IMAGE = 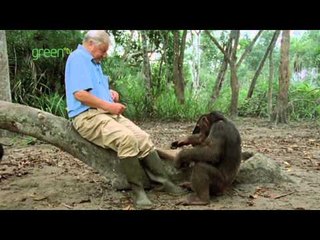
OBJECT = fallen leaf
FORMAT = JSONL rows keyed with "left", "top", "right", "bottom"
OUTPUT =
{"left": 33, "top": 196, "right": 48, "bottom": 201}
{"left": 249, "top": 194, "right": 258, "bottom": 199}
{"left": 123, "top": 205, "right": 132, "bottom": 210}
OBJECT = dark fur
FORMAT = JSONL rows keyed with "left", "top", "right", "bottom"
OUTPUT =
{"left": 0, "top": 144, "right": 3, "bottom": 161}
{"left": 173, "top": 111, "right": 242, "bottom": 205}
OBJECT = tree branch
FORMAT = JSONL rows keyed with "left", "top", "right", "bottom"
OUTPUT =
{"left": 0, "top": 101, "right": 144, "bottom": 190}
{"left": 204, "top": 30, "right": 232, "bottom": 65}
{"left": 236, "top": 30, "right": 263, "bottom": 69}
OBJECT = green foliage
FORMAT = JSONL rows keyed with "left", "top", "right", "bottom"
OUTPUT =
{"left": 291, "top": 31, "right": 320, "bottom": 69}
{"left": 209, "top": 87, "right": 232, "bottom": 114}
{"left": 111, "top": 72, "right": 148, "bottom": 119}
{"left": 11, "top": 135, "right": 38, "bottom": 146}
{"left": 243, "top": 30, "right": 278, "bottom": 72}
{"left": 103, "top": 55, "right": 139, "bottom": 87}
{"left": 7, "top": 30, "right": 83, "bottom": 104}
{"left": 29, "top": 93, "right": 67, "bottom": 118}
{"left": 238, "top": 78, "right": 274, "bottom": 118}
{"left": 6, "top": 30, "right": 320, "bottom": 122}
{"left": 154, "top": 85, "right": 207, "bottom": 120}
{"left": 238, "top": 93, "right": 268, "bottom": 118}
{"left": 288, "top": 83, "right": 320, "bottom": 120}
{"left": 150, "top": 60, "right": 172, "bottom": 97}
{"left": 291, "top": 31, "right": 320, "bottom": 87}
{"left": 237, "top": 80, "right": 320, "bottom": 121}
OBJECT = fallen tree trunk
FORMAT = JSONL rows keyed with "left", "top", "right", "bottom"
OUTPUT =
{"left": 0, "top": 100, "right": 155, "bottom": 189}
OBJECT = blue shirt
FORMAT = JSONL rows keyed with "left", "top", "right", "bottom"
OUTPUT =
{"left": 65, "top": 44, "right": 114, "bottom": 118}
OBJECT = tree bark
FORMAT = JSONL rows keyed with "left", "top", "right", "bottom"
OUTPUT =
{"left": 191, "top": 30, "right": 201, "bottom": 92}
{"left": 0, "top": 101, "right": 150, "bottom": 190}
{"left": 173, "top": 30, "right": 187, "bottom": 104}
{"left": 0, "top": 31, "right": 11, "bottom": 102}
{"left": 273, "top": 30, "right": 291, "bottom": 123}
{"left": 230, "top": 63, "right": 239, "bottom": 118}
{"left": 0, "top": 30, "right": 12, "bottom": 138}
{"left": 157, "top": 32, "right": 169, "bottom": 87}
{"left": 229, "top": 30, "right": 240, "bottom": 118}
{"left": 268, "top": 47, "right": 274, "bottom": 121}
{"left": 141, "top": 30, "right": 153, "bottom": 114}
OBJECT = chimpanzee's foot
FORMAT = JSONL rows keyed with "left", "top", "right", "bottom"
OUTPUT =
{"left": 175, "top": 193, "right": 209, "bottom": 206}
{"left": 179, "top": 181, "right": 193, "bottom": 191}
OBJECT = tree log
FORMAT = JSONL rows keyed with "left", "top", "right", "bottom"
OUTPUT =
{"left": 0, "top": 100, "right": 153, "bottom": 189}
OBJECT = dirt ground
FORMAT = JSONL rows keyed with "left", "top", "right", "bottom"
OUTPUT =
{"left": 0, "top": 117, "right": 319, "bottom": 210}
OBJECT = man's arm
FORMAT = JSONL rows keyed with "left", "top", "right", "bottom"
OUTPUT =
{"left": 74, "top": 90, "right": 126, "bottom": 115}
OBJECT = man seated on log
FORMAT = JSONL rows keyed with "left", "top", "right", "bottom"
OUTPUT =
{"left": 64, "top": 30, "right": 184, "bottom": 209}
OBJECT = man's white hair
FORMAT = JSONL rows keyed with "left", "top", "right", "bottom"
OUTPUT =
{"left": 83, "top": 30, "right": 111, "bottom": 46}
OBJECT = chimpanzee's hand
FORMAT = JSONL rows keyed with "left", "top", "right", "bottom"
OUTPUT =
{"left": 171, "top": 140, "right": 188, "bottom": 149}
{"left": 171, "top": 141, "right": 179, "bottom": 149}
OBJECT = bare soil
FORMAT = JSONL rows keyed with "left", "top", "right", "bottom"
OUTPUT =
{"left": 0, "top": 117, "right": 320, "bottom": 210}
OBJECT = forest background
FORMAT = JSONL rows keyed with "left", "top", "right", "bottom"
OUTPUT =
{"left": 1, "top": 30, "right": 320, "bottom": 123}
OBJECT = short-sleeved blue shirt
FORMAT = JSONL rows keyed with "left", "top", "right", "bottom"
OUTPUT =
{"left": 65, "top": 44, "right": 114, "bottom": 118}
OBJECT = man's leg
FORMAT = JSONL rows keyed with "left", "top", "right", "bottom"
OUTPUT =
{"left": 116, "top": 114, "right": 154, "bottom": 158}
{"left": 73, "top": 110, "right": 153, "bottom": 208}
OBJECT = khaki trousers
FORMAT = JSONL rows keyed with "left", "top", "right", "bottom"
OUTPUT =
{"left": 72, "top": 109, "right": 155, "bottom": 159}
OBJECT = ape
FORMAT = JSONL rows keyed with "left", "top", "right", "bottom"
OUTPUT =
{"left": 172, "top": 111, "right": 242, "bottom": 205}
{"left": 0, "top": 144, "right": 3, "bottom": 161}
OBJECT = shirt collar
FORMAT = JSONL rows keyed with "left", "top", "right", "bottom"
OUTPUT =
{"left": 77, "top": 44, "right": 102, "bottom": 65}
{"left": 77, "top": 44, "right": 94, "bottom": 61}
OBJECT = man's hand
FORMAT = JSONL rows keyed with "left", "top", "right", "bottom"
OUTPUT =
{"left": 110, "top": 89, "right": 119, "bottom": 102}
{"left": 74, "top": 90, "right": 125, "bottom": 115}
{"left": 108, "top": 102, "right": 126, "bottom": 115}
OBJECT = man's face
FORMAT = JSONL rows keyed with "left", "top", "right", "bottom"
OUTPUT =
{"left": 91, "top": 42, "right": 108, "bottom": 62}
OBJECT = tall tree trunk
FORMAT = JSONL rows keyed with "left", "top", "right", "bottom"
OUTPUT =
{"left": 157, "top": 32, "right": 169, "bottom": 88}
{"left": 173, "top": 30, "right": 187, "bottom": 104}
{"left": 0, "top": 30, "right": 11, "bottom": 102}
{"left": 273, "top": 30, "right": 290, "bottom": 123}
{"left": 247, "top": 30, "right": 280, "bottom": 99}
{"left": 230, "top": 63, "right": 239, "bottom": 118}
{"left": 191, "top": 30, "right": 201, "bottom": 92}
{"left": 229, "top": 30, "right": 240, "bottom": 118}
{"left": 268, "top": 46, "right": 274, "bottom": 121}
{"left": 141, "top": 31, "right": 153, "bottom": 114}
{"left": 0, "top": 30, "right": 12, "bottom": 137}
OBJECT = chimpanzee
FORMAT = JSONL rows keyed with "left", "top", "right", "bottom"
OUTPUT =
{"left": 172, "top": 111, "right": 242, "bottom": 205}
{"left": 0, "top": 144, "right": 3, "bottom": 161}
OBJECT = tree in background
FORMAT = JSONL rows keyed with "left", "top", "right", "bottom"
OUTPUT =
{"left": 0, "top": 30, "right": 12, "bottom": 137}
{"left": 205, "top": 30, "right": 262, "bottom": 118}
{"left": 273, "top": 30, "right": 291, "bottom": 123}
{"left": 172, "top": 30, "right": 187, "bottom": 104}
{"left": 0, "top": 30, "right": 11, "bottom": 102}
